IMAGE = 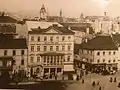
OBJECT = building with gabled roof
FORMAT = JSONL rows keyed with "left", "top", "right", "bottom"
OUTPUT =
{"left": 28, "top": 24, "right": 75, "bottom": 78}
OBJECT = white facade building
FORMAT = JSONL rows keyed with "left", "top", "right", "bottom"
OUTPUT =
{"left": 28, "top": 24, "right": 75, "bottom": 77}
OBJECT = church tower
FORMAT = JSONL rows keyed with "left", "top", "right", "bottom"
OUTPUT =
{"left": 59, "top": 9, "right": 63, "bottom": 23}
{"left": 40, "top": 4, "right": 47, "bottom": 21}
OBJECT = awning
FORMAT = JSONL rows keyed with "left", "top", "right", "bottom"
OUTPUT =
{"left": 0, "top": 56, "right": 13, "bottom": 60}
{"left": 63, "top": 71, "right": 75, "bottom": 75}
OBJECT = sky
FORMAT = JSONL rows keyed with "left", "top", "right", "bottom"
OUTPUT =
{"left": 0, "top": 0, "right": 120, "bottom": 18}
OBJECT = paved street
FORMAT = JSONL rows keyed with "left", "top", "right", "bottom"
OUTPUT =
{"left": 2, "top": 73, "right": 120, "bottom": 90}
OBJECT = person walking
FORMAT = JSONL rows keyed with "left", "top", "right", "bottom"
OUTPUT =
{"left": 114, "top": 77, "right": 116, "bottom": 82}
{"left": 110, "top": 77, "right": 112, "bottom": 82}
{"left": 82, "top": 79, "right": 84, "bottom": 84}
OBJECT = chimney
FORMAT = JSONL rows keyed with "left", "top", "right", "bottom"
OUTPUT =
{"left": 86, "top": 27, "right": 89, "bottom": 34}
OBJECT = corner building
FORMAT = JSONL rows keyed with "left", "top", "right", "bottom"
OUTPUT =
{"left": 28, "top": 25, "right": 75, "bottom": 77}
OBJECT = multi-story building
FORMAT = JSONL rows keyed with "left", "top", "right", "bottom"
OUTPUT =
{"left": 0, "top": 34, "right": 28, "bottom": 73}
{"left": 28, "top": 24, "right": 75, "bottom": 77}
{"left": 74, "top": 35, "right": 119, "bottom": 76}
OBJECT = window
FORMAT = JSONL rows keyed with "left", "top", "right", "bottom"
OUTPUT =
{"left": 4, "top": 50, "right": 7, "bottom": 56}
{"left": 13, "top": 60, "right": 16, "bottom": 65}
{"left": 38, "top": 36, "right": 40, "bottom": 41}
{"left": 50, "top": 36, "right": 53, "bottom": 41}
{"left": 13, "top": 50, "right": 16, "bottom": 56}
{"left": 56, "top": 36, "right": 59, "bottom": 41}
{"left": 91, "top": 51, "right": 92, "bottom": 55}
{"left": 50, "top": 46, "right": 53, "bottom": 51}
{"left": 113, "top": 59, "right": 115, "bottom": 62}
{"left": 103, "top": 59, "right": 105, "bottom": 62}
{"left": 68, "top": 36, "right": 71, "bottom": 40}
{"left": 68, "top": 46, "right": 71, "bottom": 51}
{"left": 31, "top": 46, "right": 34, "bottom": 51}
{"left": 62, "top": 46, "right": 65, "bottom": 51}
{"left": 21, "top": 60, "right": 24, "bottom": 65}
{"left": 44, "top": 36, "right": 47, "bottom": 41}
{"left": 67, "top": 56, "right": 70, "bottom": 61}
{"left": 109, "top": 52, "right": 111, "bottom": 55}
{"left": 56, "top": 46, "right": 59, "bottom": 51}
{"left": 0, "top": 61, "right": 3, "bottom": 66}
{"left": 90, "top": 59, "right": 92, "bottom": 63}
{"left": 37, "top": 57, "right": 40, "bottom": 62}
{"left": 108, "top": 60, "right": 111, "bottom": 63}
{"left": 31, "top": 36, "right": 34, "bottom": 41}
{"left": 30, "top": 57, "right": 34, "bottom": 63}
{"left": 44, "top": 46, "right": 47, "bottom": 51}
{"left": 37, "top": 46, "right": 40, "bottom": 51}
{"left": 97, "top": 52, "right": 100, "bottom": 56}
{"left": 97, "top": 59, "right": 100, "bottom": 63}
{"left": 62, "top": 36, "right": 65, "bottom": 41}
{"left": 7, "top": 61, "right": 11, "bottom": 66}
{"left": 21, "top": 50, "right": 24, "bottom": 55}
{"left": 103, "top": 52, "right": 105, "bottom": 55}
{"left": 87, "top": 51, "right": 89, "bottom": 54}
{"left": 113, "top": 52, "right": 116, "bottom": 55}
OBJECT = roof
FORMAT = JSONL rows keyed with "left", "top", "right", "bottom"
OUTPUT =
{"left": 70, "top": 27, "right": 94, "bottom": 34}
{"left": 28, "top": 25, "right": 75, "bottom": 34}
{"left": 79, "top": 35, "right": 118, "bottom": 50}
{"left": 26, "top": 21, "right": 63, "bottom": 31}
{"left": 0, "top": 16, "right": 18, "bottom": 23}
{"left": 0, "top": 34, "right": 27, "bottom": 49}
{"left": 61, "top": 23, "right": 91, "bottom": 28}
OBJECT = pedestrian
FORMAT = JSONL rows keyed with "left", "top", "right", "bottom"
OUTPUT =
{"left": 82, "top": 79, "right": 84, "bottom": 84}
{"left": 114, "top": 77, "right": 116, "bottom": 82}
{"left": 110, "top": 77, "right": 112, "bottom": 82}
{"left": 92, "top": 81, "right": 96, "bottom": 86}
{"left": 76, "top": 75, "right": 79, "bottom": 81}
{"left": 99, "top": 86, "right": 101, "bottom": 90}
{"left": 97, "top": 80, "right": 100, "bottom": 85}
{"left": 55, "top": 74, "right": 57, "bottom": 80}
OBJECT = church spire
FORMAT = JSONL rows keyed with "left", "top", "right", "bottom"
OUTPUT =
{"left": 39, "top": 4, "right": 47, "bottom": 21}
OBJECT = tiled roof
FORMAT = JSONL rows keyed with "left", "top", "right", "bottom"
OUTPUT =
{"left": 0, "top": 34, "right": 27, "bottom": 49}
{"left": 0, "top": 16, "right": 17, "bottom": 23}
{"left": 79, "top": 35, "right": 118, "bottom": 50}
{"left": 28, "top": 25, "right": 75, "bottom": 34}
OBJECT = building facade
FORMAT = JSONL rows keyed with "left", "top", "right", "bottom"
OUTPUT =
{"left": 0, "top": 34, "right": 28, "bottom": 73}
{"left": 74, "top": 35, "right": 119, "bottom": 76}
{"left": 28, "top": 24, "right": 75, "bottom": 78}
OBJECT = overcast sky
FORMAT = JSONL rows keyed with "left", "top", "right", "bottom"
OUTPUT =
{"left": 0, "top": 0, "right": 120, "bottom": 17}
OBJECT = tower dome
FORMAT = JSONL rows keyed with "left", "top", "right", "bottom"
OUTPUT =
{"left": 40, "top": 4, "right": 47, "bottom": 21}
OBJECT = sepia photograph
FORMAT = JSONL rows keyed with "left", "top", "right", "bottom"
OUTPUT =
{"left": 0, "top": 0, "right": 120, "bottom": 90}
